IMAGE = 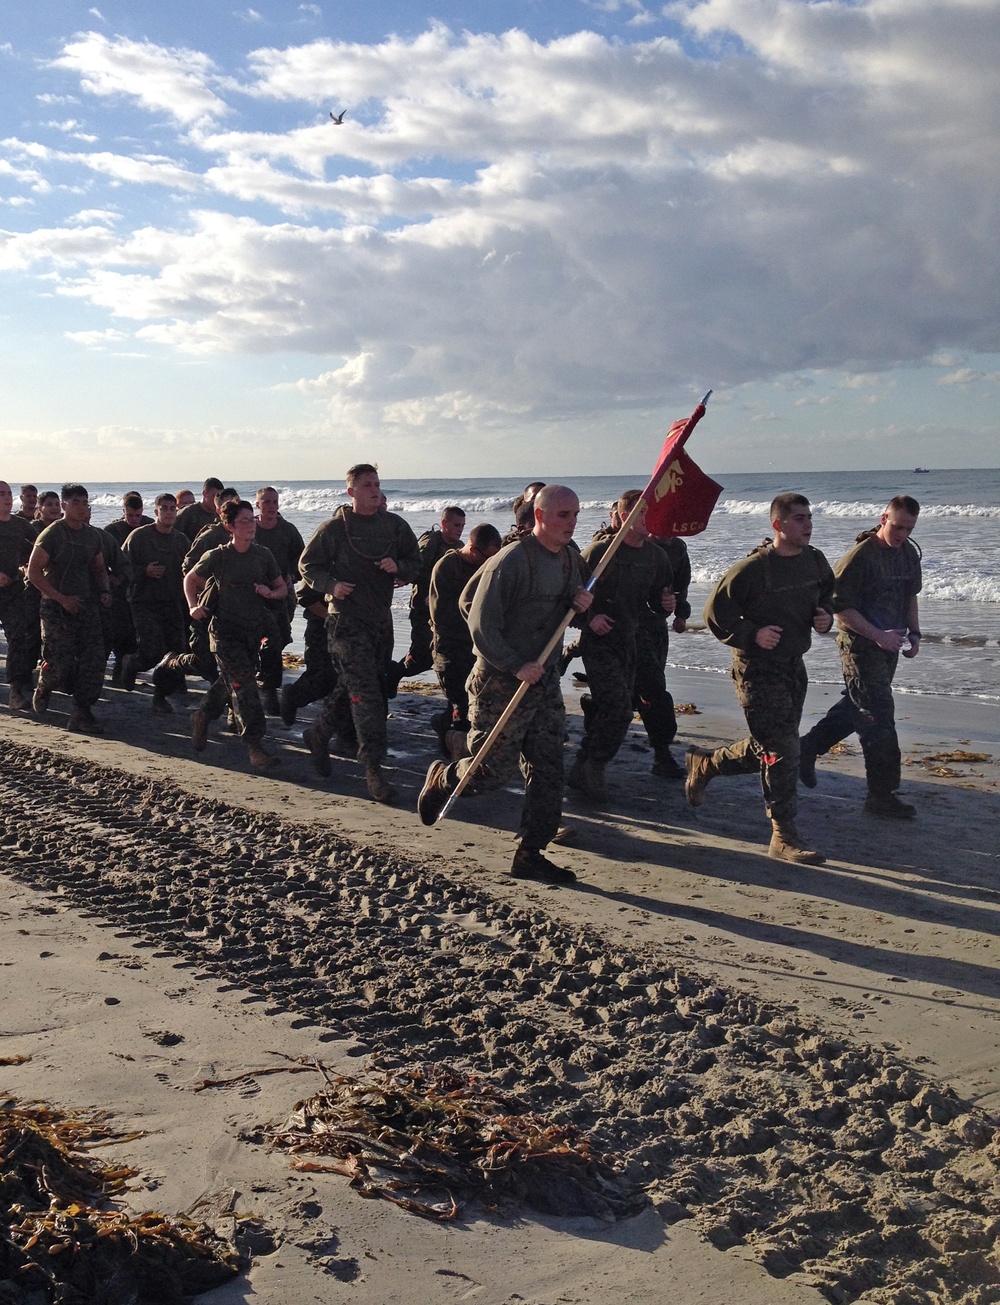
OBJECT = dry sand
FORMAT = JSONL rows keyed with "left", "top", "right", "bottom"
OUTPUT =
{"left": 1, "top": 663, "right": 999, "bottom": 1304}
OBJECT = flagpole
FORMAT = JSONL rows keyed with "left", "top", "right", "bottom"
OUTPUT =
{"left": 434, "top": 491, "right": 653, "bottom": 823}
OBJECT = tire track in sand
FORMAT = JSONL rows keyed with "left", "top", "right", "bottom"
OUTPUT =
{"left": 2, "top": 740, "right": 999, "bottom": 1303}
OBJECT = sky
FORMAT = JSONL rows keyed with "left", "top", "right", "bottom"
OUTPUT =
{"left": 1, "top": 0, "right": 998, "bottom": 481}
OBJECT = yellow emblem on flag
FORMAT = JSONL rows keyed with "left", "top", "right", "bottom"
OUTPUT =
{"left": 654, "top": 458, "right": 685, "bottom": 502}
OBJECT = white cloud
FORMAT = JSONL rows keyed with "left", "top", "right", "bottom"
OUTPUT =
{"left": 0, "top": 221, "right": 145, "bottom": 271}
{"left": 0, "top": 158, "right": 44, "bottom": 186}
{"left": 2, "top": 8, "right": 996, "bottom": 451}
{"left": 937, "top": 367, "right": 1000, "bottom": 386}
{"left": 3, "top": 137, "right": 201, "bottom": 191}
{"left": 67, "top": 208, "right": 119, "bottom": 226}
{"left": 0, "top": 421, "right": 327, "bottom": 473}
{"left": 64, "top": 326, "right": 130, "bottom": 346}
{"left": 51, "top": 32, "right": 227, "bottom": 125}
{"left": 585, "top": 0, "right": 659, "bottom": 23}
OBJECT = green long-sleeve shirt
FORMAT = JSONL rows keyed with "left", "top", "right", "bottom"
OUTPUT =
{"left": 580, "top": 536, "right": 672, "bottom": 647}
{"left": 299, "top": 507, "right": 421, "bottom": 631}
{"left": 704, "top": 544, "right": 834, "bottom": 662}
{"left": 461, "top": 535, "right": 589, "bottom": 674}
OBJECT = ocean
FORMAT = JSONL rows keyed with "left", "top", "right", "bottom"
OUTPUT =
{"left": 77, "top": 468, "right": 1000, "bottom": 705}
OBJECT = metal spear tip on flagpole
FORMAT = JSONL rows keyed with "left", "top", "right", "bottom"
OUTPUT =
{"left": 436, "top": 790, "right": 460, "bottom": 824}
{"left": 701, "top": 389, "right": 713, "bottom": 406}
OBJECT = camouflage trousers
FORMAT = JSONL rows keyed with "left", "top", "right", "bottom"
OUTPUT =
{"left": 633, "top": 620, "right": 677, "bottom": 754}
{"left": 158, "top": 617, "right": 217, "bottom": 691}
{"left": 433, "top": 648, "right": 475, "bottom": 729}
{"left": 22, "top": 584, "right": 42, "bottom": 684}
{"left": 296, "top": 612, "right": 356, "bottom": 747}
{"left": 445, "top": 664, "right": 566, "bottom": 851}
{"left": 711, "top": 655, "right": 808, "bottom": 822}
{"left": 109, "top": 587, "right": 136, "bottom": 661}
{"left": 202, "top": 624, "right": 265, "bottom": 741}
{"left": 38, "top": 598, "right": 106, "bottom": 708}
{"left": 258, "top": 604, "right": 291, "bottom": 691}
{"left": 0, "top": 588, "right": 35, "bottom": 692}
{"left": 802, "top": 639, "right": 901, "bottom": 797}
{"left": 403, "top": 603, "right": 434, "bottom": 674}
{"left": 131, "top": 601, "right": 187, "bottom": 672}
{"left": 579, "top": 634, "right": 635, "bottom": 766}
{"left": 284, "top": 611, "right": 337, "bottom": 711}
{"left": 317, "top": 617, "right": 392, "bottom": 768}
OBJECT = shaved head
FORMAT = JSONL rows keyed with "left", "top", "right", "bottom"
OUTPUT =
{"left": 534, "top": 484, "right": 576, "bottom": 513}
{"left": 533, "top": 484, "right": 581, "bottom": 552}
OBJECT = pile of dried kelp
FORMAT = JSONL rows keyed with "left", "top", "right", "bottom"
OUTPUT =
{"left": 0, "top": 1098, "right": 239, "bottom": 1305}
{"left": 269, "top": 1063, "right": 646, "bottom": 1222}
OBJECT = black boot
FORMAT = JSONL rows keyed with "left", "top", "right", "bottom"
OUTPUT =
{"left": 510, "top": 847, "right": 576, "bottom": 885}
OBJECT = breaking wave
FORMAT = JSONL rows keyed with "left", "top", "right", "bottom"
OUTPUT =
{"left": 922, "top": 575, "right": 1000, "bottom": 604}
{"left": 720, "top": 499, "right": 1000, "bottom": 520}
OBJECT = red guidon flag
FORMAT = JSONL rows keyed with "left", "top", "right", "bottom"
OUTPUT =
{"left": 640, "top": 394, "right": 722, "bottom": 537}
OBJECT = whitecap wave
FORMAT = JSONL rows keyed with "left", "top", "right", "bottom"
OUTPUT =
{"left": 688, "top": 564, "right": 1000, "bottom": 605}
{"left": 922, "top": 575, "right": 1000, "bottom": 604}
{"left": 272, "top": 488, "right": 614, "bottom": 516}
{"left": 384, "top": 495, "right": 610, "bottom": 515}
{"left": 719, "top": 498, "right": 1000, "bottom": 520}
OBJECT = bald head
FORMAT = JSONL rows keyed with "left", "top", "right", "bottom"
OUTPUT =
{"left": 534, "top": 484, "right": 575, "bottom": 513}
{"left": 533, "top": 484, "right": 581, "bottom": 553}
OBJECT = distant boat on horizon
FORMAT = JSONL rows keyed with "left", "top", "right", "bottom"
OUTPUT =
{"left": 914, "top": 467, "right": 931, "bottom": 473}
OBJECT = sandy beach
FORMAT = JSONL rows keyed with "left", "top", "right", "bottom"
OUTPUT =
{"left": 2, "top": 665, "right": 1000, "bottom": 1304}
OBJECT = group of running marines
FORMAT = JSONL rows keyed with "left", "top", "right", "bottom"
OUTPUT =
{"left": 0, "top": 471, "right": 922, "bottom": 885}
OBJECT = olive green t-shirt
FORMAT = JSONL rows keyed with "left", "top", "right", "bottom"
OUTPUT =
{"left": 123, "top": 523, "right": 190, "bottom": 605}
{"left": 833, "top": 534, "right": 922, "bottom": 643}
{"left": 34, "top": 520, "right": 104, "bottom": 600}
{"left": 580, "top": 536, "right": 672, "bottom": 644}
{"left": 0, "top": 515, "right": 34, "bottom": 589}
{"left": 192, "top": 541, "right": 280, "bottom": 636}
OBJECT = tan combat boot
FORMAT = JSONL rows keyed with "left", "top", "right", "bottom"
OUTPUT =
{"left": 768, "top": 820, "right": 825, "bottom": 865}
{"left": 191, "top": 708, "right": 210, "bottom": 752}
{"left": 366, "top": 764, "right": 397, "bottom": 805}
{"left": 417, "top": 760, "right": 454, "bottom": 825}
{"left": 8, "top": 684, "right": 32, "bottom": 712}
{"left": 67, "top": 707, "right": 104, "bottom": 736}
{"left": 684, "top": 746, "right": 718, "bottom": 807}
{"left": 248, "top": 739, "right": 281, "bottom": 771}
{"left": 302, "top": 725, "right": 332, "bottom": 777}
{"left": 567, "top": 755, "right": 606, "bottom": 802}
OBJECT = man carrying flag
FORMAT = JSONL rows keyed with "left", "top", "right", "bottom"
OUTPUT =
{"left": 416, "top": 394, "right": 722, "bottom": 865}
{"left": 417, "top": 485, "right": 593, "bottom": 885}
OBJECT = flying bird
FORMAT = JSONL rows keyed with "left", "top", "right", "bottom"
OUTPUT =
{"left": 329, "top": 110, "right": 346, "bottom": 124}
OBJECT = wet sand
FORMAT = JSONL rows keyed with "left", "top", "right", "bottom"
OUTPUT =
{"left": 1, "top": 666, "right": 999, "bottom": 1304}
